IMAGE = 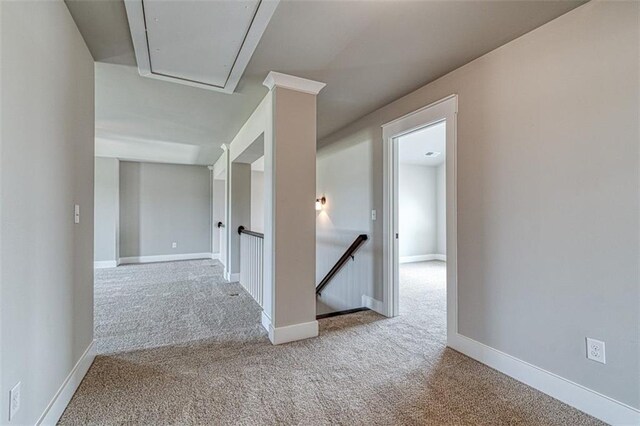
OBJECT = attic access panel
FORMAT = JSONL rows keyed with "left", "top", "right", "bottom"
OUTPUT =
{"left": 124, "top": 0, "right": 279, "bottom": 93}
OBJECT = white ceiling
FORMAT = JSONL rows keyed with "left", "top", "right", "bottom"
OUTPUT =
{"left": 94, "top": 62, "right": 260, "bottom": 164}
{"left": 66, "top": 0, "right": 585, "bottom": 165}
{"left": 399, "top": 121, "right": 446, "bottom": 167}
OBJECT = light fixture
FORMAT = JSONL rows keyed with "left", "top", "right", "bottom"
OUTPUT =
{"left": 315, "top": 196, "right": 326, "bottom": 211}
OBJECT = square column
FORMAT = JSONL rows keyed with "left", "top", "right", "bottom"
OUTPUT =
{"left": 262, "top": 72, "right": 326, "bottom": 344}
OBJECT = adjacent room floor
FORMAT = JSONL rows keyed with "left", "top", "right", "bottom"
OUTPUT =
{"left": 93, "top": 260, "right": 263, "bottom": 354}
{"left": 59, "top": 260, "right": 601, "bottom": 425}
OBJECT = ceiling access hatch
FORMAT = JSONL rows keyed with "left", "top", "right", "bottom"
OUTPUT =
{"left": 124, "top": 0, "right": 279, "bottom": 93}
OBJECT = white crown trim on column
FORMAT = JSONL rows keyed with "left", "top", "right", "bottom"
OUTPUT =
{"left": 263, "top": 71, "right": 326, "bottom": 95}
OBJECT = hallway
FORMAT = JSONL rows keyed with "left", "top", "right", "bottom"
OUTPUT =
{"left": 93, "top": 259, "right": 263, "bottom": 354}
{"left": 59, "top": 261, "right": 599, "bottom": 425}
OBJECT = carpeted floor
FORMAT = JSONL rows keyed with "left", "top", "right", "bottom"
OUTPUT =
{"left": 59, "top": 260, "right": 601, "bottom": 425}
{"left": 93, "top": 260, "right": 263, "bottom": 354}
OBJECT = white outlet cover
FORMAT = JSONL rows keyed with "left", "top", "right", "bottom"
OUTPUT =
{"left": 172, "top": 242, "right": 177, "bottom": 248}
{"left": 9, "top": 381, "right": 21, "bottom": 421}
{"left": 586, "top": 337, "right": 606, "bottom": 364}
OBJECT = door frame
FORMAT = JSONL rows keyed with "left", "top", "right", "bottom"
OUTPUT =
{"left": 381, "top": 94, "right": 458, "bottom": 344}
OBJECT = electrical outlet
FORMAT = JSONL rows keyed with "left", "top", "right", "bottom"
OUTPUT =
{"left": 9, "top": 382, "right": 21, "bottom": 421}
{"left": 171, "top": 242, "right": 177, "bottom": 249}
{"left": 586, "top": 338, "right": 606, "bottom": 364}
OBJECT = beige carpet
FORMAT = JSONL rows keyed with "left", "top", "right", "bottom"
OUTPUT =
{"left": 59, "top": 260, "right": 601, "bottom": 425}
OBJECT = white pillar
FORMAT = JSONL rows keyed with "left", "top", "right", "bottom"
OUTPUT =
{"left": 262, "top": 72, "right": 326, "bottom": 344}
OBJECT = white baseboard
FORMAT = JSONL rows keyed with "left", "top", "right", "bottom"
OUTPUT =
{"left": 210, "top": 253, "right": 220, "bottom": 260}
{"left": 225, "top": 271, "right": 239, "bottom": 282}
{"left": 268, "top": 320, "right": 318, "bottom": 345}
{"left": 36, "top": 340, "right": 96, "bottom": 425}
{"left": 362, "top": 294, "right": 385, "bottom": 315}
{"left": 119, "top": 252, "right": 213, "bottom": 264}
{"left": 448, "top": 333, "right": 640, "bottom": 425}
{"left": 399, "top": 254, "right": 446, "bottom": 263}
{"left": 261, "top": 311, "right": 272, "bottom": 332}
{"left": 93, "top": 260, "right": 117, "bottom": 269}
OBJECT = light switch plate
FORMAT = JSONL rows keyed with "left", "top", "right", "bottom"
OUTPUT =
{"left": 74, "top": 204, "right": 80, "bottom": 224}
{"left": 371, "top": 210, "right": 377, "bottom": 221}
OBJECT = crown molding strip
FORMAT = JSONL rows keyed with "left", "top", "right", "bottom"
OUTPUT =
{"left": 263, "top": 71, "right": 326, "bottom": 95}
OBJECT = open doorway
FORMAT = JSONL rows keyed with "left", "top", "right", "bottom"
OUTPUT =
{"left": 397, "top": 121, "right": 446, "bottom": 319}
{"left": 382, "top": 95, "right": 457, "bottom": 343}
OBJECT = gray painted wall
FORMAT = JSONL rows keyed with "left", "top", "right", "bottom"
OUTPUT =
{"left": 0, "top": 2, "right": 95, "bottom": 423}
{"left": 317, "top": 1, "right": 639, "bottom": 408}
{"left": 119, "top": 161, "right": 211, "bottom": 257}
{"left": 251, "top": 170, "right": 265, "bottom": 233}
{"left": 399, "top": 164, "right": 439, "bottom": 258}
{"left": 227, "top": 162, "right": 251, "bottom": 275}
{"left": 316, "top": 139, "right": 375, "bottom": 315}
{"left": 212, "top": 178, "right": 225, "bottom": 257}
{"left": 94, "top": 157, "right": 119, "bottom": 262}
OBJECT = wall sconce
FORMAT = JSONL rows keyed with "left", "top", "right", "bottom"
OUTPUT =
{"left": 315, "top": 196, "right": 326, "bottom": 211}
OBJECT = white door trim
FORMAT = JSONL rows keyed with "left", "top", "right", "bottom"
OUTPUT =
{"left": 381, "top": 94, "right": 458, "bottom": 345}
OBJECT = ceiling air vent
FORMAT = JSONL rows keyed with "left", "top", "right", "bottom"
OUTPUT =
{"left": 124, "top": 0, "right": 279, "bottom": 93}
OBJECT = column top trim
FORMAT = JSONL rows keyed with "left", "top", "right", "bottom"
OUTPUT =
{"left": 263, "top": 71, "right": 326, "bottom": 95}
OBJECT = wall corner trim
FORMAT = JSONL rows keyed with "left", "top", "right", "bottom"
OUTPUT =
{"left": 362, "top": 295, "right": 385, "bottom": 315}
{"left": 268, "top": 320, "right": 319, "bottom": 345}
{"left": 36, "top": 340, "right": 96, "bottom": 425}
{"left": 263, "top": 71, "right": 326, "bottom": 95}
{"left": 261, "top": 311, "right": 272, "bottom": 332}
{"left": 94, "top": 260, "right": 118, "bottom": 269}
{"left": 448, "top": 333, "right": 640, "bottom": 425}
{"left": 226, "top": 272, "right": 240, "bottom": 283}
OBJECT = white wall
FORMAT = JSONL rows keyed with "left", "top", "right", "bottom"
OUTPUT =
{"left": 94, "top": 157, "right": 119, "bottom": 264}
{"left": 119, "top": 161, "right": 211, "bottom": 258}
{"left": 398, "top": 164, "right": 438, "bottom": 259}
{"left": 317, "top": 1, "right": 639, "bottom": 410}
{"left": 0, "top": 1, "right": 95, "bottom": 423}
{"left": 251, "top": 171, "right": 264, "bottom": 233}
{"left": 435, "top": 164, "right": 446, "bottom": 255}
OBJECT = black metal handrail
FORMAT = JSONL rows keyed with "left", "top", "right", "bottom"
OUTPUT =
{"left": 316, "top": 234, "right": 368, "bottom": 296}
{"left": 238, "top": 225, "right": 264, "bottom": 239}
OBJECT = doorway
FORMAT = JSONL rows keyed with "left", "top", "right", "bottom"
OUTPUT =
{"left": 397, "top": 121, "right": 447, "bottom": 320}
{"left": 382, "top": 95, "right": 458, "bottom": 344}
